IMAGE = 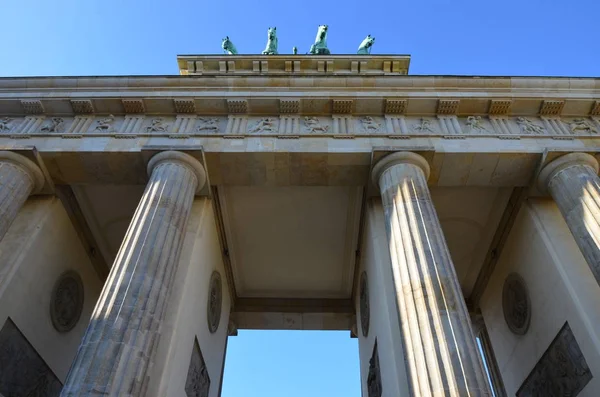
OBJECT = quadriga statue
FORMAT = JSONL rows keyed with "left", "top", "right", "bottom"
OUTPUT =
{"left": 221, "top": 36, "right": 238, "bottom": 55}
{"left": 357, "top": 35, "right": 375, "bottom": 54}
{"left": 262, "top": 27, "right": 278, "bottom": 55}
{"left": 309, "top": 25, "right": 330, "bottom": 55}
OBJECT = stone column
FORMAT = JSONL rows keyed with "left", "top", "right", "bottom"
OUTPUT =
{"left": 61, "top": 151, "right": 207, "bottom": 396}
{"left": 0, "top": 151, "right": 44, "bottom": 240}
{"left": 538, "top": 152, "right": 600, "bottom": 287}
{"left": 372, "top": 152, "right": 491, "bottom": 397}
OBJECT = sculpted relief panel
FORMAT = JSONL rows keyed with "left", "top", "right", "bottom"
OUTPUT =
{"left": 185, "top": 337, "right": 211, "bottom": 397}
{"left": 517, "top": 322, "right": 592, "bottom": 397}
{"left": 0, "top": 114, "right": 598, "bottom": 138}
{"left": 0, "top": 318, "right": 63, "bottom": 396}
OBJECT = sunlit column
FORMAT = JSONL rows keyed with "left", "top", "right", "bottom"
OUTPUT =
{"left": 61, "top": 151, "right": 206, "bottom": 396}
{"left": 538, "top": 152, "right": 600, "bottom": 286}
{"left": 372, "top": 152, "right": 492, "bottom": 396}
{"left": 0, "top": 151, "right": 44, "bottom": 240}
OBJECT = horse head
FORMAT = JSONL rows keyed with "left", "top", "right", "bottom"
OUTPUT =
{"left": 268, "top": 27, "right": 277, "bottom": 41}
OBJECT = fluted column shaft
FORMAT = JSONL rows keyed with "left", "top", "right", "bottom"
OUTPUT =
{"left": 61, "top": 151, "right": 206, "bottom": 396}
{"left": 538, "top": 152, "right": 600, "bottom": 286}
{"left": 0, "top": 151, "right": 44, "bottom": 240}
{"left": 372, "top": 152, "right": 491, "bottom": 397}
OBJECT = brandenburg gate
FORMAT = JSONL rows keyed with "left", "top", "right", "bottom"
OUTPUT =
{"left": 0, "top": 28, "right": 599, "bottom": 397}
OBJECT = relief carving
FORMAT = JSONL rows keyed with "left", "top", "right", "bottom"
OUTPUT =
{"left": 359, "top": 271, "right": 370, "bottom": 337}
{"left": 466, "top": 116, "right": 489, "bottom": 132}
{"left": 94, "top": 115, "right": 116, "bottom": 132}
{"left": 249, "top": 117, "right": 278, "bottom": 133}
{"left": 569, "top": 118, "right": 598, "bottom": 134}
{"left": 517, "top": 322, "right": 592, "bottom": 397}
{"left": 146, "top": 118, "right": 169, "bottom": 132}
{"left": 41, "top": 117, "right": 64, "bottom": 133}
{"left": 360, "top": 116, "right": 381, "bottom": 133}
{"left": 516, "top": 117, "right": 545, "bottom": 134}
{"left": 207, "top": 271, "right": 222, "bottom": 334}
{"left": 367, "top": 341, "right": 382, "bottom": 397}
{"left": 185, "top": 337, "right": 211, "bottom": 397}
{"left": 412, "top": 118, "right": 436, "bottom": 133}
{"left": 0, "top": 117, "right": 13, "bottom": 133}
{"left": 502, "top": 272, "right": 531, "bottom": 335}
{"left": 50, "top": 270, "right": 84, "bottom": 333}
{"left": 304, "top": 117, "right": 329, "bottom": 133}
{"left": 197, "top": 117, "right": 220, "bottom": 132}
{"left": 0, "top": 318, "right": 62, "bottom": 396}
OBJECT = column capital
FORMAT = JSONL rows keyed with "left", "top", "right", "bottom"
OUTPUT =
{"left": 371, "top": 151, "right": 431, "bottom": 187}
{"left": 0, "top": 151, "right": 44, "bottom": 193}
{"left": 537, "top": 152, "right": 599, "bottom": 193}
{"left": 147, "top": 150, "right": 207, "bottom": 193}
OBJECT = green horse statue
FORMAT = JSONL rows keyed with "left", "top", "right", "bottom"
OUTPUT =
{"left": 222, "top": 36, "right": 238, "bottom": 55}
{"left": 309, "top": 25, "right": 330, "bottom": 55}
{"left": 262, "top": 27, "right": 278, "bottom": 55}
{"left": 357, "top": 35, "right": 375, "bottom": 54}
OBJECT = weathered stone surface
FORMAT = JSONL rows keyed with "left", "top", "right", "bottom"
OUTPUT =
{"left": 517, "top": 322, "right": 592, "bottom": 397}
{"left": 538, "top": 153, "right": 600, "bottom": 287}
{"left": 0, "top": 151, "right": 44, "bottom": 241}
{"left": 184, "top": 337, "right": 211, "bottom": 397}
{"left": 0, "top": 318, "right": 62, "bottom": 396}
{"left": 372, "top": 152, "right": 492, "bottom": 396}
{"left": 60, "top": 151, "right": 206, "bottom": 396}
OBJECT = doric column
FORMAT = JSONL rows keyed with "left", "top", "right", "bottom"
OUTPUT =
{"left": 0, "top": 151, "right": 44, "bottom": 240}
{"left": 538, "top": 152, "right": 600, "bottom": 286}
{"left": 372, "top": 152, "right": 491, "bottom": 397}
{"left": 61, "top": 151, "right": 207, "bottom": 396}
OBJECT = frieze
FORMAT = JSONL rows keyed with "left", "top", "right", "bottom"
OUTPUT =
{"left": 0, "top": 114, "right": 598, "bottom": 139}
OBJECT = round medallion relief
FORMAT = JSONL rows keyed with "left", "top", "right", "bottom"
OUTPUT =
{"left": 502, "top": 272, "right": 531, "bottom": 335}
{"left": 359, "top": 271, "right": 370, "bottom": 337}
{"left": 50, "top": 270, "right": 84, "bottom": 333}
{"left": 207, "top": 271, "right": 222, "bottom": 334}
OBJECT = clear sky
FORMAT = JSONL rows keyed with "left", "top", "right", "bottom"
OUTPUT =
{"left": 1, "top": 1, "right": 597, "bottom": 396}
{"left": 0, "top": 0, "right": 598, "bottom": 77}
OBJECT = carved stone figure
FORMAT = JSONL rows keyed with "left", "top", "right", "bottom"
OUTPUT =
{"left": 309, "top": 25, "right": 330, "bottom": 55}
{"left": 304, "top": 117, "right": 329, "bottom": 133}
{"left": 221, "top": 36, "right": 238, "bottom": 55}
{"left": 41, "top": 117, "right": 64, "bottom": 133}
{"left": 292, "top": 46, "right": 298, "bottom": 55}
{"left": 94, "top": 114, "right": 115, "bottom": 132}
{"left": 466, "top": 116, "right": 488, "bottom": 132}
{"left": 357, "top": 35, "right": 375, "bottom": 55}
{"left": 516, "top": 117, "right": 545, "bottom": 134}
{"left": 249, "top": 118, "right": 277, "bottom": 133}
{"left": 367, "top": 342, "right": 382, "bottom": 397}
{"left": 359, "top": 272, "right": 370, "bottom": 336}
{"left": 413, "top": 118, "right": 435, "bottom": 133}
{"left": 0, "top": 117, "right": 13, "bottom": 132}
{"left": 517, "top": 322, "right": 592, "bottom": 397}
{"left": 185, "top": 338, "right": 211, "bottom": 397}
{"left": 146, "top": 118, "right": 168, "bottom": 132}
{"left": 0, "top": 319, "right": 63, "bottom": 395}
{"left": 361, "top": 116, "right": 381, "bottom": 132}
{"left": 50, "top": 271, "right": 84, "bottom": 333}
{"left": 196, "top": 117, "right": 219, "bottom": 132}
{"left": 502, "top": 273, "right": 530, "bottom": 335}
{"left": 569, "top": 118, "right": 598, "bottom": 134}
{"left": 261, "top": 27, "right": 278, "bottom": 55}
{"left": 207, "top": 271, "right": 222, "bottom": 333}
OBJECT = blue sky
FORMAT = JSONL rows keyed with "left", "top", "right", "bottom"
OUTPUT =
{"left": 1, "top": 1, "right": 597, "bottom": 396}
{"left": 0, "top": 0, "right": 598, "bottom": 77}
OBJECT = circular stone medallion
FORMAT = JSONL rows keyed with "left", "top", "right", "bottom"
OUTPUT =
{"left": 50, "top": 270, "right": 84, "bottom": 333}
{"left": 502, "top": 272, "right": 531, "bottom": 335}
{"left": 207, "top": 271, "right": 222, "bottom": 334}
{"left": 359, "top": 271, "right": 370, "bottom": 337}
